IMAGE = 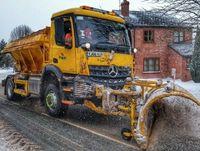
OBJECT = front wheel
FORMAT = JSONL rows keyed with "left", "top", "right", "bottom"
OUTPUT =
{"left": 44, "top": 83, "right": 66, "bottom": 117}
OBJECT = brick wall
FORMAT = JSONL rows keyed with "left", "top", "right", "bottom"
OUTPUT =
{"left": 168, "top": 48, "right": 183, "bottom": 79}
{"left": 168, "top": 48, "right": 192, "bottom": 81}
{"left": 133, "top": 27, "right": 192, "bottom": 81}
{"left": 181, "top": 57, "right": 192, "bottom": 81}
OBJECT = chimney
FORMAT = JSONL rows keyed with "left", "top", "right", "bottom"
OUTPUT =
{"left": 121, "top": 0, "right": 130, "bottom": 17}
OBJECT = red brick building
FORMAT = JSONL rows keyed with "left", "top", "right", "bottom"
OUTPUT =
{"left": 118, "top": 0, "right": 193, "bottom": 81}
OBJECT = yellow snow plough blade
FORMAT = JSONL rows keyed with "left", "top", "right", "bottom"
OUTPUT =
{"left": 134, "top": 85, "right": 200, "bottom": 149}
{"left": 84, "top": 79, "right": 200, "bottom": 149}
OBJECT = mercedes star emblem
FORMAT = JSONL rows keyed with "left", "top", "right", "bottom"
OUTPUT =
{"left": 108, "top": 65, "right": 118, "bottom": 78}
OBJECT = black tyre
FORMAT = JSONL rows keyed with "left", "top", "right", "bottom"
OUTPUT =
{"left": 5, "top": 78, "right": 19, "bottom": 101}
{"left": 44, "top": 83, "right": 65, "bottom": 117}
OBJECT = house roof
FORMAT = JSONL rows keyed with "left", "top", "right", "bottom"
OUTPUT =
{"left": 114, "top": 10, "right": 190, "bottom": 28}
{"left": 169, "top": 43, "right": 194, "bottom": 57}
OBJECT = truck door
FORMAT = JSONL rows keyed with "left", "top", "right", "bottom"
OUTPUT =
{"left": 51, "top": 16, "right": 76, "bottom": 74}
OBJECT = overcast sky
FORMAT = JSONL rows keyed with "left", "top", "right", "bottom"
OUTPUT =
{"left": 0, "top": 0, "right": 154, "bottom": 41}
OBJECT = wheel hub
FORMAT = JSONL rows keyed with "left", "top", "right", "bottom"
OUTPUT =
{"left": 46, "top": 91, "right": 57, "bottom": 110}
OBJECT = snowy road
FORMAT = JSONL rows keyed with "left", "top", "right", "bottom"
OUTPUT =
{"left": 0, "top": 115, "right": 42, "bottom": 151}
{"left": 0, "top": 86, "right": 139, "bottom": 151}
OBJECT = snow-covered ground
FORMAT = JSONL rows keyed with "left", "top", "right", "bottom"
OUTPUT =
{"left": 161, "top": 78, "right": 199, "bottom": 99}
{"left": 140, "top": 77, "right": 200, "bottom": 100}
{"left": 174, "top": 79, "right": 200, "bottom": 99}
{"left": 0, "top": 68, "right": 14, "bottom": 83}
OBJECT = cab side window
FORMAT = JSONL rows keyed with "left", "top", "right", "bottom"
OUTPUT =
{"left": 54, "top": 17, "right": 65, "bottom": 46}
{"left": 54, "top": 17, "right": 72, "bottom": 47}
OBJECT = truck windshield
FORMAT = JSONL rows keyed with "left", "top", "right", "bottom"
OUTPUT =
{"left": 75, "top": 16, "right": 131, "bottom": 53}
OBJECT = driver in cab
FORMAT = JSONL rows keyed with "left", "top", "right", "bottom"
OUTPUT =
{"left": 64, "top": 20, "right": 72, "bottom": 48}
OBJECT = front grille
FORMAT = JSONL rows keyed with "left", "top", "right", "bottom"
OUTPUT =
{"left": 89, "top": 65, "right": 131, "bottom": 89}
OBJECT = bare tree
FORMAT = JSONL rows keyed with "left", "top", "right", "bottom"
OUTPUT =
{"left": 10, "top": 25, "right": 32, "bottom": 41}
{"left": 145, "top": 0, "right": 200, "bottom": 26}
{"left": 0, "top": 39, "right": 13, "bottom": 67}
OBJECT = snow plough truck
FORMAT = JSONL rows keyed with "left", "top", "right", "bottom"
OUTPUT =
{"left": 2, "top": 6, "right": 200, "bottom": 149}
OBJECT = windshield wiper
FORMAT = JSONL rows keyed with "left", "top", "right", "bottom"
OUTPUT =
{"left": 115, "top": 44, "right": 130, "bottom": 47}
{"left": 95, "top": 41, "right": 115, "bottom": 45}
{"left": 92, "top": 42, "right": 130, "bottom": 54}
{"left": 95, "top": 42, "right": 129, "bottom": 47}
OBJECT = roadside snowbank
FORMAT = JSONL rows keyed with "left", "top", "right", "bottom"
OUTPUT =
{"left": 0, "top": 68, "right": 14, "bottom": 83}
{"left": 143, "top": 78, "right": 200, "bottom": 100}
{"left": 174, "top": 79, "right": 200, "bottom": 100}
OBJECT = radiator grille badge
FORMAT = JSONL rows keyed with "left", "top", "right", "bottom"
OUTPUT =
{"left": 108, "top": 65, "right": 118, "bottom": 78}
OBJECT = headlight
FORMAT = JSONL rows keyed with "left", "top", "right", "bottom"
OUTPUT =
{"left": 85, "top": 43, "right": 91, "bottom": 49}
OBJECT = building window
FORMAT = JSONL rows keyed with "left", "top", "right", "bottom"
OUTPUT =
{"left": 144, "top": 58, "right": 160, "bottom": 72}
{"left": 144, "top": 30, "right": 154, "bottom": 43}
{"left": 174, "top": 31, "right": 184, "bottom": 43}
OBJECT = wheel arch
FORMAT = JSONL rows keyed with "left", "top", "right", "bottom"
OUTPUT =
{"left": 40, "top": 65, "right": 63, "bottom": 100}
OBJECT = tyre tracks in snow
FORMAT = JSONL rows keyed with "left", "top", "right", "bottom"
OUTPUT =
{"left": 0, "top": 115, "right": 42, "bottom": 151}
{"left": 0, "top": 96, "right": 139, "bottom": 151}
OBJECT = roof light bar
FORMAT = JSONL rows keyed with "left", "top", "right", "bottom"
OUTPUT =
{"left": 80, "top": 6, "right": 92, "bottom": 10}
{"left": 80, "top": 6, "right": 116, "bottom": 16}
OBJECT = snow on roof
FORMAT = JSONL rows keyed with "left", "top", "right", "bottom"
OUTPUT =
{"left": 114, "top": 10, "right": 190, "bottom": 28}
{"left": 129, "top": 13, "right": 139, "bottom": 21}
{"left": 169, "top": 43, "right": 194, "bottom": 57}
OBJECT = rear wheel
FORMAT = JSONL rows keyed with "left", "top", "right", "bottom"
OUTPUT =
{"left": 5, "top": 78, "right": 20, "bottom": 101}
{"left": 44, "top": 83, "right": 66, "bottom": 117}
